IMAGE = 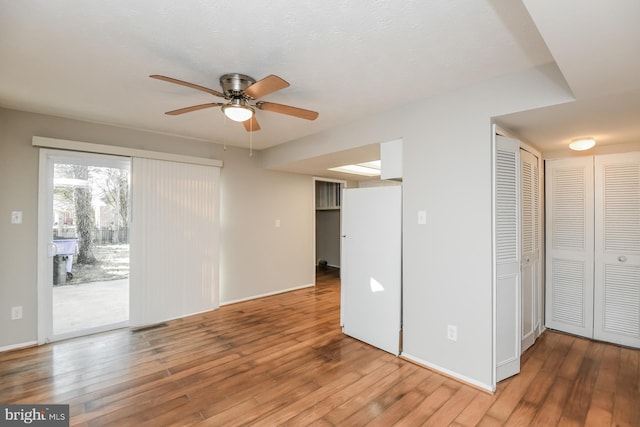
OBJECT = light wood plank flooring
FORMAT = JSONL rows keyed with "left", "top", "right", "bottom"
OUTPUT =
{"left": 1, "top": 269, "right": 639, "bottom": 426}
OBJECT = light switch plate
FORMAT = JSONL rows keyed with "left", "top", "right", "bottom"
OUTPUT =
{"left": 11, "top": 211, "right": 23, "bottom": 224}
{"left": 417, "top": 210, "right": 426, "bottom": 225}
{"left": 447, "top": 325, "right": 457, "bottom": 341}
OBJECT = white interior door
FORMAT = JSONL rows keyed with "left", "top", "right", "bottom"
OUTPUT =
{"left": 545, "top": 156, "right": 594, "bottom": 338}
{"left": 520, "top": 149, "right": 541, "bottom": 352}
{"left": 341, "top": 186, "right": 402, "bottom": 355}
{"left": 594, "top": 152, "right": 640, "bottom": 347}
{"left": 495, "top": 135, "right": 521, "bottom": 381}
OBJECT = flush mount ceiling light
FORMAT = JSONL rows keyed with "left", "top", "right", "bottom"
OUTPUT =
{"left": 221, "top": 99, "right": 254, "bottom": 122}
{"left": 569, "top": 138, "right": 596, "bottom": 151}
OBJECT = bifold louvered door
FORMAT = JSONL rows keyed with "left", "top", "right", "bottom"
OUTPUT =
{"left": 520, "top": 149, "right": 541, "bottom": 352}
{"left": 547, "top": 153, "right": 640, "bottom": 348}
{"left": 593, "top": 153, "right": 640, "bottom": 347}
{"left": 545, "top": 157, "right": 594, "bottom": 338}
{"left": 495, "top": 136, "right": 521, "bottom": 381}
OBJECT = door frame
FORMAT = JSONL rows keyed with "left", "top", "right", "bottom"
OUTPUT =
{"left": 37, "top": 148, "right": 131, "bottom": 343}
{"left": 312, "top": 177, "right": 346, "bottom": 285}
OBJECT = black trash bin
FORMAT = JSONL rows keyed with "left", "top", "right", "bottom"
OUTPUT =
{"left": 53, "top": 255, "right": 68, "bottom": 285}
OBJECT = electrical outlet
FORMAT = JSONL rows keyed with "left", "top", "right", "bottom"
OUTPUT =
{"left": 11, "top": 306, "right": 23, "bottom": 320}
{"left": 447, "top": 324, "right": 457, "bottom": 342}
{"left": 11, "top": 211, "right": 23, "bottom": 224}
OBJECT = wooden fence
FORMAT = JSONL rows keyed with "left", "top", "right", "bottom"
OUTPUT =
{"left": 93, "top": 226, "right": 129, "bottom": 244}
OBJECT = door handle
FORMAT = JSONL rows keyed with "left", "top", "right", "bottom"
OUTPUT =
{"left": 618, "top": 255, "right": 627, "bottom": 263}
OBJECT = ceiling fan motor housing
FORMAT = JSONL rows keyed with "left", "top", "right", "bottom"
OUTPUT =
{"left": 220, "top": 73, "right": 256, "bottom": 99}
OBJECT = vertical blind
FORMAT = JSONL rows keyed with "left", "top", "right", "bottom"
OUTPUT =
{"left": 130, "top": 157, "right": 220, "bottom": 326}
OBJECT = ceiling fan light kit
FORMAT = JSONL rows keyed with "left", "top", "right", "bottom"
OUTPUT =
{"left": 222, "top": 99, "right": 254, "bottom": 122}
{"left": 150, "top": 72, "right": 318, "bottom": 132}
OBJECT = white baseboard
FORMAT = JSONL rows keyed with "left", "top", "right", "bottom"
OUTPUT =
{"left": 0, "top": 340, "right": 38, "bottom": 353}
{"left": 221, "top": 283, "right": 315, "bottom": 306}
{"left": 401, "top": 352, "right": 495, "bottom": 393}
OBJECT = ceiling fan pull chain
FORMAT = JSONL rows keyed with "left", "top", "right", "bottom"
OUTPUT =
{"left": 223, "top": 116, "right": 227, "bottom": 151}
{"left": 249, "top": 120, "right": 253, "bottom": 157}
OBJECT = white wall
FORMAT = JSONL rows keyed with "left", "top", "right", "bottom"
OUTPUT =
{"left": 0, "top": 107, "right": 314, "bottom": 349}
{"left": 261, "top": 63, "right": 575, "bottom": 389}
{"left": 221, "top": 148, "right": 314, "bottom": 303}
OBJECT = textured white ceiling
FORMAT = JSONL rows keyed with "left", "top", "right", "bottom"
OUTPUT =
{"left": 0, "top": 0, "right": 553, "bottom": 150}
{"left": 1, "top": 1, "right": 638, "bottom": 161}
{"left": 498, "top": 0, "right": 640, "bottom": 154}
{"left": 523, "top": 0, "right": 640, "bottom": 99}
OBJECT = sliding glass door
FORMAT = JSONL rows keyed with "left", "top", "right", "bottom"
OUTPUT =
{"left": 38, "top": 146, "right": 221, "bottom": 342}
{"left": 38, "top": 149, "right": 131, "bottom": 342}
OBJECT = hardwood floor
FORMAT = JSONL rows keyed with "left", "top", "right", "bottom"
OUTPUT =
{"left": 1, "top": 268, "right": 639, "bottom": 426}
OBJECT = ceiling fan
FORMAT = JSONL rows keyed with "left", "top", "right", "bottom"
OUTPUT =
{"left": 150, "top": 73, "right": 319, "bottom": 132}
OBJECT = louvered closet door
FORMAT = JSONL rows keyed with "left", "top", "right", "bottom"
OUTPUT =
{"left": 495, "top": 136, "right": 521, "bottom": 381}
{"left": 594, "top": 152, "right": 640, "bottom": 347}
{"left": 545, "top": 157, "right": 594, "bottom": 338}
{"left": 520, "top": 149, "right": 540, "bottom": 352}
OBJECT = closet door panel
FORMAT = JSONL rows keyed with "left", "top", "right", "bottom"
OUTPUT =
{"left": 495, "top": 135, "right": 521, "bottom": 381}
{"left": 545, "top": 157, "right": 594, "bottom": 338}
{"left": 594, "top": 153, "right": 640, "bottom": 347}
{"left": 520, "top": 149, "right": 540, "bottom": 352}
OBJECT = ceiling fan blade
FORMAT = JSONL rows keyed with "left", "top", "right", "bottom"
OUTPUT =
{"left": 256, "top": 101, "right": 319, "bottom": 120}
{"left": 243, "top": 115, "right": 261, "bottom": 132}
{"left": 150, "top": 75, "right": 225, "bottom": 98}
{"left": 244, "top": 75, "right": 290, "bottom": 99}
{"left": 165, "top": 103, "right": 223, "bottom": 115}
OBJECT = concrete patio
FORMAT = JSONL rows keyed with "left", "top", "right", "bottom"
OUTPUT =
{"left": 53, "top": 278, "right": 129, "bottom": 335}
